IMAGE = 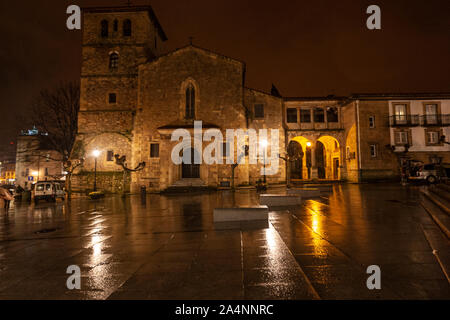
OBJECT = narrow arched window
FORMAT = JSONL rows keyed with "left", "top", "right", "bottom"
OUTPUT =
{"left": 185, "top": 84, "right": 195, "bottom": 119}
{"left": 101, "top": 20, "right": 109, "bottom": 38}
{"left": 109, "top": 53, "right": 119, "bottom": 71}
{"left": 123, "top": 19, "right": 132, "bottom": 37}
{"left": 113, "top": 19, "right": 118, "bottom": 33}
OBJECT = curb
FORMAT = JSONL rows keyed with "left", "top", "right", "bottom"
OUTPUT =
{"left": 421, "top": 191, "right": 450, "bottom": 239}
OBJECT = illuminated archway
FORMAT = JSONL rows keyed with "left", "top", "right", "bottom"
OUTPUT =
{"left": 317, "top": 136, "right": 341, "bottom": 180}
{"left": 289, "top": 136, "right": 313, "bottom": 181}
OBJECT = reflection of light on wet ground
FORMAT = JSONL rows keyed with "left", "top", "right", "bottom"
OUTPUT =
{"left": 93, "top": 242, "right": 102, "bottom": 257}
{"left": 304, "top": 201, "right": 327, "bottom": 256}
{"left": 312, "top": 215, "right": 319, "bottom": 233}
{"left": 91, "top": 235, "right": 102, "bottom": 256}
{"left": 306, "top": 201, "right": 322, "bottom": 234}
{"left": 265, "top": 228, "right": 277, "bottom": 251}
{"left": 84, "top": 227, "right": 103, "bottom": 237}
{"left": 261, "top": 228, "right": 289, "bottom": 276}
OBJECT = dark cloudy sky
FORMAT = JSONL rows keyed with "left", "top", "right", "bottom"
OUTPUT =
{"left": 0, "top": 0, "right": 449, "bottom": 158}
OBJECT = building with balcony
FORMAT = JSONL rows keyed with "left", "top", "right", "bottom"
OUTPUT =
{"left": 387, "top": 94, "right": 450, "bottom": 164}
{"left": 70, "top": 5, "right": 450, "bottom": 192}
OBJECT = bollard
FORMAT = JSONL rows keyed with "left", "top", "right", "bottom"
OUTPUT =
{"left": 140, "top": 185, "right": 147, "bottom": 204}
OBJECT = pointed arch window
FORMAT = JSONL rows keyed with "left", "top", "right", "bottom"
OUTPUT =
{"left": 123, "top": 19, "right": 132, "bottom": 37}
{"left": 101, "top": 20, "right": 109, "bottom": 38}
{"left": 109, "top": 53, "right": 119, "bottom": 71}
{"left": 113, "top": 19, "right": 119, "bottom": 33}
{"left": 185, "top": 84, "right": 195, "bottom": 119}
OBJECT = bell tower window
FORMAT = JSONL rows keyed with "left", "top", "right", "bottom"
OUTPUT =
{"left": 101, "top": 20, "right": 109, "bottom": 38}
{"left": 123, "top": 19, "right": 132, "bottom": 37}
{"left": 185, "top": 84, "right": 195, "bottom": 119}
{"left": 109, "top": 53, "right": 119, "bottom": 71}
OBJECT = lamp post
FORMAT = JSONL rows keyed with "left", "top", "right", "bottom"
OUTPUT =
{"left": 92, "top": 150, "right": 100, "bottom": 191}
{"left": 260, "top": 139, "right": 268, "bottom": 184}
{"left": 306, "top": 141, "right": 312, "bottom": 180}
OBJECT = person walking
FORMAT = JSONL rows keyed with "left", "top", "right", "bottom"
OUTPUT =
{"left": 0, "top": 187, "right": 13, "bottom": 210}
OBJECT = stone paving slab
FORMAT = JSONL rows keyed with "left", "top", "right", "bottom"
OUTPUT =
{"left": 0, "top": 184, "right": 449, "bottom": 300}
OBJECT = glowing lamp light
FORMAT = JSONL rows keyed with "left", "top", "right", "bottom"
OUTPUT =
{"left": 32, "top": 171, "right": 39, "bottom": 176}
{"left": 260, "top": 139, "right": 268, "bottom": 148}
{"left": 306, "top": 142, "right": 312, "bottom": 148}
{"left": 92, "top": 150, "right": 101, "bottom": 158}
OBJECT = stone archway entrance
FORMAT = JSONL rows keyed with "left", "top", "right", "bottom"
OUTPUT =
{"left": 287, "top": 132, "right": 344, "bottom": 182}
{"left": 316, "top": 141, "right": 326, "bottom": 179}
{"left": 182, "top": 148, "right": 200, "bottom": 179}
{"left": 317, "top": 136, "right": 341, "bottom": 180}
{"left": 288, "top": 137, "right": 312, "bottom": 181}
{"left": 288, "top": 140, "right": 304, "bottom": 180}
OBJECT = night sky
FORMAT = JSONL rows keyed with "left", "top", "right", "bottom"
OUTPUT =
{"left": 0, "top": 0, "right": 449, "bottom": 159}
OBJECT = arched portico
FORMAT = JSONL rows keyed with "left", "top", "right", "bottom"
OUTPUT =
{"left": 317, "top": 135, "right": 341, "bottom": 180}
{"left": 288, "top": 136, "right": 313, "bottom": 181}
{"left": 288, "top": 134, "right": 343, "bottom": 181}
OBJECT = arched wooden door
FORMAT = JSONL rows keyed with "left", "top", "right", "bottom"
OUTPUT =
{"left": 182, "top": 148, "right": 200, "bottom": 179}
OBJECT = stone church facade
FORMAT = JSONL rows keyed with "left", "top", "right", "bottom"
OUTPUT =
{"left": 72, "top": 5, "right": 285, "bottom": 193}
{"left": 71, "top": 5, "right": 450, "bottom": 193}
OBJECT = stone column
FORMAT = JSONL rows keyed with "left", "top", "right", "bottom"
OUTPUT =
{"left": 310, "top": 144, "right": 318, "bottom": 180}
{"left": 339, "top": 145, "right": 347, "bottom": 181}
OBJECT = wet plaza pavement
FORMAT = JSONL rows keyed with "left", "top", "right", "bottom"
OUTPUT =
{"left": 0, "top": 184, "right": 449, "bottom": 300}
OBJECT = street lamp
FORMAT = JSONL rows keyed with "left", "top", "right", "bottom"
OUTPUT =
{"left": 92, "top": 150, "right": 101, "bottom": 191}
{"left": 260, "top": 139, "right": 268, "bottom": 184}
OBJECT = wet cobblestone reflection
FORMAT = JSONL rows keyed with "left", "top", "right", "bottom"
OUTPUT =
{"left": 0, "top": 184, "right": 448, "bottom": 300}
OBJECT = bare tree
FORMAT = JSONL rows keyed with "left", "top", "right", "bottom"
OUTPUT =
{"left": 280, "top": 141, "right": 304, "bottom": 187}
{"left": 114, "top": 154, "right": 146, "bottom": 197}
{"left": 24, "top": 82, "right": 81, "bottom": 198}
{"left": 31, "top": 82, "right": 80, "bottom": 160}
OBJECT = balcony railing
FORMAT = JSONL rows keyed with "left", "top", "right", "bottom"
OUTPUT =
{"left": 389, "top": 114, "right": 450, "bottom": 127}
{"left": 421, "top": 114, "right": 450, "bottom": 126}
{"left": 389, "top": 115, "right": 420, "bottom": 127}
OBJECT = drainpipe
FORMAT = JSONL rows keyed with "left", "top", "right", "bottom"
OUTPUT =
{"left": 356, "top": 100, "right": 362, "bottom": 182}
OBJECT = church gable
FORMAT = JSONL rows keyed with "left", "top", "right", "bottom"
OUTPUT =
{"left": 137, "top": 45, "right": 247, "bottom": 133}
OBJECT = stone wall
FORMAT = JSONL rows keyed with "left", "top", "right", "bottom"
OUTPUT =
{"left": 82, "top": 10, "right": 164, "bottom": 62}
{"left": 132, "top": 46, "right": 249, "bottom": 192}
{"left": 341, "top": 101, "right": 359, "bottom": 182}
{"left": 358, "top": 100, "right": 399, "bottom": 181}
{"left": 78, "top": 111, "right": 135, "bottom": 134}
{"left": 71, "top": 171, "right": 130, "bottom": 194}
{"left": 245, "top": 88, "right": 286, "bottom": 185}
{"left": 73, "top": 7, "right": 165, "bottom": 193}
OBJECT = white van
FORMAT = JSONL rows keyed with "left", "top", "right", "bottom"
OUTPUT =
{"left": 33, "top": 181, "right": 65, "bottom": 203}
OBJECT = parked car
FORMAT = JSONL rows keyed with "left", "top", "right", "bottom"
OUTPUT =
{"left": 33, "top": 181, "right": 65, "bottom": 203}
{"left": 408, "top": 163, "right": 448, "bottom": 184}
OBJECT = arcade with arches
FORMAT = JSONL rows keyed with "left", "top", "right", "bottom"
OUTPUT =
{"left": 288, "top": 135, "right": 342, "bottom": 181}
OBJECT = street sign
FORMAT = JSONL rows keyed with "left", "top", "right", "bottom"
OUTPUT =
{"left": 28, "top": 176, "right": 34, "bottom": 181}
